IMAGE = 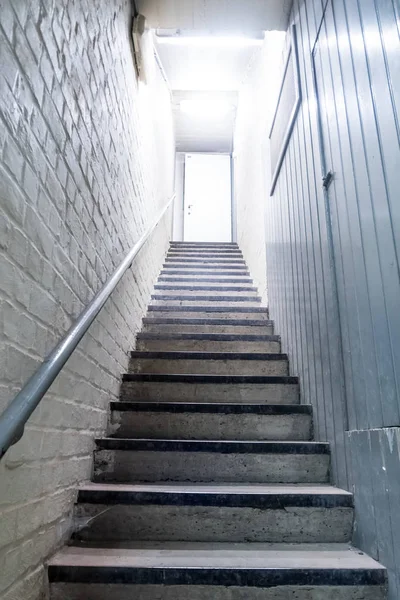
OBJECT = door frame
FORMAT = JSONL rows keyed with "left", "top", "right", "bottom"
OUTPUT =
{"left": 181, "top": 152, "right": 234, "bottom": 242}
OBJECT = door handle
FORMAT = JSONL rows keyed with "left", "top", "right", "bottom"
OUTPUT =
{"left": 322, "top": 170, "right": 334, "bottom": 190}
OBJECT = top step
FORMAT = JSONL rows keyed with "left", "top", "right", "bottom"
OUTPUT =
{"left": 168, "top": 249, "right": 242, "bottom": 254}
{"left": 170, "top": 242, "right": 239, "bottom": 247}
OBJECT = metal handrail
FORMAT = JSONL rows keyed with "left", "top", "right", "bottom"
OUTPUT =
{"left": 0, "top": 194, "right": 175, "bottom": 458}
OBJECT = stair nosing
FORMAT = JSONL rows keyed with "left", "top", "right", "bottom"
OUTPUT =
{"left": 48, "top": 559, "right": 386, "bottom": 587}
{"left": 77, "top": 484, "right": 353, "bottom": 509}
{"left": 122, "top": 374, "right": 297, "bottom": 384}
{"left": 130, "top": 350, "right": 286, "bottom": 360}
{"left": 151, "top": 295, "right": 261, "bottom": 302}
{"left": 110, "top": 401, "right": 310, "bottom": 415}
{"left": 142, "top": 318, "right": 273, "bottom": 327}
{"left": 95, "top": 438, "right": 330, "bottom": 454}
{"left": 136, "top": 333, "right": 279, "bottom": 342}
{"left": 148, "top": 306, "right": 268, "bottom": 314}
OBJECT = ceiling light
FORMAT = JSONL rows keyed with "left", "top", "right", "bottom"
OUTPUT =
{"left": 157, "top": 35, "right": 263, "bottom": 48}
{"left": 180, "top": 98, "right": 232, "bottom": 118}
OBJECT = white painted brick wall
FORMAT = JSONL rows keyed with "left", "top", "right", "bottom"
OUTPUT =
{"left": 233, "top": 34, "right": 286, "bottom": 305}
{"left": 0, "top": 0, "right": 175, "bottom": 597}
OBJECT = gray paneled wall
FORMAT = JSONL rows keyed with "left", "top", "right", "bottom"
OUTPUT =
{"left": 265, "top": 0, "right": 400, "bottom": 597}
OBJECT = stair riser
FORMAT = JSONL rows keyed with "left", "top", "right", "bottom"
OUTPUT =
{"left": 50, "top": 583, "right": 386, "bottom": 600}
{"left": 150, "top": 301, "right": 261, "bottom": 308}
{"left": 137, "top": 339, "right": 281, "bottom": 353}
{"left": 129, "top": 358, "right": 288, "bottom": 376}
{"left": 158, "top": 277, "right": 253, "bottom": 283}
{"left": 141, "top": 324, "right": 274, "bottom": 335}
{"left": 147, "top": 310, "right": 269, "bottom": 320}
{"left": 74, "top": 504, "right": 353, "bottom": 544}
{"left": 110, "top": 412, "right": 312, "bottom": 440}
{"left": 120, "top": 382, "right": 299, "bottom": 404}
{"left": 167, "top": 253, "right": 244, "bottom": 258}
{"left": 161, "top": 269, "right": 250, "bottom": 275}
{"left": 94, "top": 451, "right": 329, "bottom": 483}
{"left": 164, "top": 262, "right": 247, "bottom": 268}
{"left": 152, "top": 292, "right": 259, "bottom": 300}
{"left": 155, "top": 285, "right": 257, "bottom": 291}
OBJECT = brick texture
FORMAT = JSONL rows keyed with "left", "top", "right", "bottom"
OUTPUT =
{"left": 0, "top": 0, "right": 175, "bottom": 597}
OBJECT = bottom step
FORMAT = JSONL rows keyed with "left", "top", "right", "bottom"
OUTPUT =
{"left": 49, "top": 543, "right": 386, "bottom": 599}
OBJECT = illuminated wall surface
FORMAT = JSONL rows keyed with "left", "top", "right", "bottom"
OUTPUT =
{"left": 265, "top": 0, "right": 400, "bottom": 596}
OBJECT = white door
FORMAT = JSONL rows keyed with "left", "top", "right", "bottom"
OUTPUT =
{"left": 184, "top": 154, "right": 232, "bottom": 242}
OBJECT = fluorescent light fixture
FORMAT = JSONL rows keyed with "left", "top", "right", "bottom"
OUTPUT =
{"left": 157, "top": 35, "right": 263, "bottom": 47}
{"left": 180, "top": 98, "right": 232, "bottom": 118}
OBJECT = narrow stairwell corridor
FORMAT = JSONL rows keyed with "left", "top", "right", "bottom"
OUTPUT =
{"left": 47, "top": 243, "right": 386, "bottom": 599}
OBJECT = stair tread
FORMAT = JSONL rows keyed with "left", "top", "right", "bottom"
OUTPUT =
{"left": 142, "top": 318, "right": 272, "bottom": 325}
{"left": 130, "top": 351, "right": 285, "bottom": 360}
{"left": 76, "top": 483, "right": 353, "bottom": 508}
{"left": 122, "top": 374, "right": 297, "bottom": 383}
{"left": 148, "top": 305, "right": 268, "bottom": 312}
{"left": 49, "top": 542, "right": 384, "bottom": 571}
{"left": 78, "top": 482, "right": 350, "bottom": 495}
{"left": 136, "top": 333, "right": 277, "bottom": 340}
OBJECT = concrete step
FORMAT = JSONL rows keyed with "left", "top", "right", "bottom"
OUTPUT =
{"left": 110, "top": 402, "right": 311, "bottom": 440}
{"left": 151, "top": 293, "right": 260, "bottom": 302}
{"left": 93, "top": 439, "right": 330, "bottom": 484}
{"left": 128, "top": 351, "right": 288, "bottom": 376}
{"left": 48, "top": 543, "right": 387, "bottom": 600}
{"left": 167, "top": 251, "right": 244, "bottom": 258}
{"left": 120, "top": 374, "right": 299, "bottom": 404}
{"left": 136, "top": 333, "right": 280, "bottom": 353}
{"left": 154, "top": 284, "right": 257, "bottom": 292}
{"left": 167, "top": 248, "right": 243, "bottom": 254}
{"left": 170, "top": 242, "right": 239, "bottom": 247}
{"left": 158, "top": 275, "right": 254, "bottom": 283}
{"left": 164, "top": 259, "right": 247, "bottom": 266}
{"left": 141, "top": 318, "right": 274, "bottom": 335}
{"left": 147, "top": 305, "right": 269, "bottom": 320}
{"left": 161, "top": 268, "right": 250, "bottom": 275}
{"left": 168, "top": 245, "right": 241, "bottom": 251}
{"left": 150, "top": 300, "right": 262, "bottom": 309}
{"left": 73, "top": 483, "right": 353, "bottom": 544}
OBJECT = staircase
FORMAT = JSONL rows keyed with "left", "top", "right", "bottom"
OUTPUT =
{"left": 48, "top": 242, "right": 386, "bottom": 599}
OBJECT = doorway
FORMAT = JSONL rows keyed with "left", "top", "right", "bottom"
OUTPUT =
{"left": 183, "top": 154, "right": 232, "bottom": 242}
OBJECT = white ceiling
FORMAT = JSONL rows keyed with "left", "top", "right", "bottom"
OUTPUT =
{"left": 137, "top": 0, "right": 292, "bottom": 32}
{"left": 145, "top": 0, "right": 292, "bottom": 152}
{"left": 172, "top": 90, "right": 238, "bottom": 153}
{"left": 154, "top": 38, "right": 259, "bottom": 91}
{"left": 154, "top": 34, "right": 260, "bottom": 152}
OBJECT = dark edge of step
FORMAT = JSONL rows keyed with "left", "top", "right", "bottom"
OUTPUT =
{"left": 151, "top": 295, "right": 261, "bottom": 302}
{"left": 77, "top": 489, "right": 353, "bottom": 509}
{"left": 154, "top": 285, "right": 257, "bottom": 292}
{"left": 122, "top": 374, "right": 298, "bottom": 385}
{"left": 111, "top": 401, "right": 310, "bottom": 415}
{"left": 130, "top": 351, "right": 286, "bottom": 361}
{"left": 136, "top": 333, "right": 279, "bottom": 342}
{"left": 158, "top": 278, "right": 253, "bottom": 283}
{"left": 161, "top": 269, "right": 251, "bottom": 274}
{"left": 148, "top": 306, "right": 268, "bottom": 314}
{"left": 164, "top": 253, "right": 246, "bottom": 265}
{"left": 168, "top": 244, "right": 241, "bottom": 247}
{"left": 95, "top": 439, "right": 329, "bottom": 454}
{"left": 164, "top": 258, "right": 247, "bottom": 269}
{"left": 167, "top": 251, "right": 244, "bottom": 256}
{"left": 142, "top": 318, "right": 273, "bottom": 327}
{"left": 48, "top": 565, "right": 385, "bottom": 587}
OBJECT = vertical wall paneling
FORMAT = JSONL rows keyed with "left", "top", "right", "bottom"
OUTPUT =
{"left": 264, "top": 0, "right": 400, "bottom": 595}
